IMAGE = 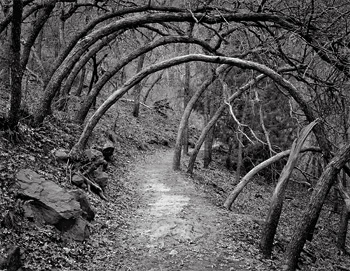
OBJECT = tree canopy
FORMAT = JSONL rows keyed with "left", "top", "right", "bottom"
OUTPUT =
{"left": 1, "top": 1, "right": 350, "bottom": 270}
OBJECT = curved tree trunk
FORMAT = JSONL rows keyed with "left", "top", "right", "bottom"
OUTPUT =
{"left": 74, "top": 66, "right": 86, "bottom": 97}
{"left": 33, "top": 11, "right": 296, "bottom": 125}
{"left": 58, "top": 32, "right": 119, "bottom": 110}
{"left": 224, "top": 146, "right": 321, "bottom": 210}
{"left": 70, "top": 54, "right": 313, "bottom": 160}
{"left": 20, "top": 2, "right": 54, "bottom": 71}
{"left": 187, "top": 73, "right": 269, "bottom": 174}
{"left": 74, "top": 37, "right": 217, "bottom": 125}
{"left": 60, "top": 33, "right": 119, "bottom": 100}
{"left": 187, "top": 102, "right": 226, "bottom": 174}
{"left": 260, "top": 120, "right": 318, "bottom": 258}
{"left": 283, "top": 143, "right": 350, "bottom": 271}
{"left": 173, "top": 68, "right": 217, "bottom": 170}
{"left": 45, "top": 5, "right": 158, "bottom": 85}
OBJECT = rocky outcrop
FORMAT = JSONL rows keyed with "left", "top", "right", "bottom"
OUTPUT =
{"left": 16, "top": 169, "right": 93, "bottom": 241}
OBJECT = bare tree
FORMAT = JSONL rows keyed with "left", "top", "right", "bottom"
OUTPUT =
{"left": 7, "top": 0, "right": 23, "bottom": 131}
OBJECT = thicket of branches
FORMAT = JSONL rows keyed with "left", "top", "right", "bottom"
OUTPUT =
{"left": 1, "top": 1, "right": 350, "bottom": 270}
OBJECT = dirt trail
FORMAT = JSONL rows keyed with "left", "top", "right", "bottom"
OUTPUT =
{"left": 119, "top": 150, "right": 248, "bottom": 271}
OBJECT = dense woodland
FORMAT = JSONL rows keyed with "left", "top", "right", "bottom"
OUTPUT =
{"left": 1, "top": 0, "right": 350, "bottom": 270}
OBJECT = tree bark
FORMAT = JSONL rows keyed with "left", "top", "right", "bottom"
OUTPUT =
{"left": 173, "top": 68, "right": 217, "bottom": 170}
{"left": 74, "top": 36, "right": 217, "bottom": 125}
{"left": 7, "top": 0, "right": 23, "bottom": 130}
{"left": 283, "top": 143, "right": 350, "bottom": 271}
{"left": 132, "top": 53, "right": 146, "bottom": 117}
{"left": 224, "top": 146, "right": 321, "bottom": 210}
{"left": 70, "top": 55, "right": 311, "bottom": 158}
{"left": 143, "top": 72, "right": 163, "bottom": 103}
{"left": 74, "top": 66, "right": 86, "bottom": 97}
{"left": 187, "top": 72, "right": 270, "bottom": 174}
{"left": 203, "top": 87, "right": 215, "bottom": 169}
{"left": 60, "top": 32, "right": 119, "bottom": 104}
{"left": 260, "top": 120, "right": 318, "bottom": 258}
{"left": 21, "top": 3, "right": 54, "bottom": 70}
{"left": 34, "top": 11, "right": 297, "bottom": 124}
{"left": 235, "top": 96, "right": 249, "bottom": 179}
{"left": 336, "top": 174, "right": 350, "bottom": 253}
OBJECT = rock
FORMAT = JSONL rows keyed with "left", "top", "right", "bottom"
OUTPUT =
{"left": 0, "top": 246, "right": 22, "bottom": 271}
{"left": 16, "top": 169, "right": 83, "bottom": 234}
{"left": 137, "top": 143, "right": 149, "bottom": 151}
{"left": 84, "top": 148, "right": 104, "bottom": 161}
{"left": 62, "top": 217, "right": 90, "bottom": 242}
{"left": 159, "top": 138, "right": 169, "bottom": 147}
{"left": 93, "top": 168, "right": 109, "bottom": 192}
{"left": 69, "top": 190, "right": 95, "bottom": 221}
{"left": 1, "top": 211, "right": 17, "bottom": 229}
{"left": 54, "top": 148, "right": 69, "bottom": 161}
{"left": 71, "top": 174, "right": 84, "bottom": 187}
{"left": 102, "top": 140, "right": 114, "bottom": 159}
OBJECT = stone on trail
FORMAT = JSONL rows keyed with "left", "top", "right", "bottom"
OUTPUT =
{"left": 54, "top": 148, "right": 70, "bottom": 161}
{"left": 16, "top": 169, "right": 90, "bottom": 241}
{"left": 71, "top": 174, "right": 85, "bottom": 187}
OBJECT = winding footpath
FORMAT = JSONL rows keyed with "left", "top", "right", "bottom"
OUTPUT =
{"left": 118, "top": 150, "right": 249, "bottom": 271}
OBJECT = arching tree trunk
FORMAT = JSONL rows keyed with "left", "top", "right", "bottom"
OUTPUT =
{"left": 224, "top": 147, "right": 321, "bottom": 210}
{"left": 59, "top": 32, "right": 119, "bottom": 106}
{"left": 187, "top": 71, "right": 268, "bottom": 175}
{"left": 74, "top": 37, "right": 216, "bottom": 125}
{"left": 74, "top": 66, "right": 86, "bottom": 97}
{"left": 260, "top": 120, "right": 317, "bottom": 258}
{"left": 172, "top": 68, "right": 217, "bottom": 170}
{"left": 33, "top": 11, "right": 294, "bottom": 125}
{"left": 283, "top": 143, "right": 350, "bottom": 271}
{"left": 21, "top": 3, "right": 54, "bottom": 71}
{"left": 70, "top": 55, "right": 310, "bottom": 162}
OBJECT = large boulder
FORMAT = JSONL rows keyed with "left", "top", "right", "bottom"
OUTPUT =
{"left": 16, "top": 169, "right": 90, "bottom": 241}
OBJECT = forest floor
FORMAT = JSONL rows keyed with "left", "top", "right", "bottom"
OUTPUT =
{"left": 1, "top": 102, "right": 350, "bottom": 271}
{"left": 97, "top": 149, "right": 256, "bottom": 271}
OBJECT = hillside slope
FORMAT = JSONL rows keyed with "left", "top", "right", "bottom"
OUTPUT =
{"left": 1, "top": 101, "right": 349, "bottom": 271}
